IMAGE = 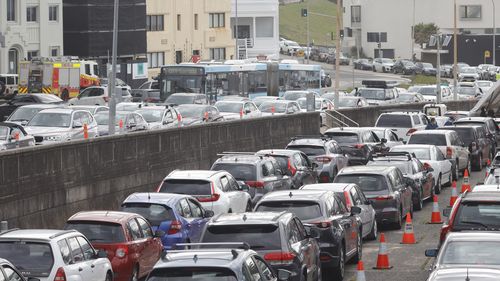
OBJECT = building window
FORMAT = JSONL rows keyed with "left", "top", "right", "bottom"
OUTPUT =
{"left": 256, "top": 17, "right": 273, "bottom": 38}
{"left": 8, "top": 48, "right": 19, "bottom": 74}
{"left": 27, "top": 51, "right": 38, "bottom": 60}
{"left": 50, "top": 46, "right": 60, "bottom": 57}
{"left": 194, "top": 14, "right": 198, "bottom": 30}
{"left": 7, "top": 0, "right": 16, "bottom": 21}
{"left": 209, "top": 13, "right": 225, "bottom": 28}
{"left": 210, "top": 48, "right": 226, "bottom": 60}
{"left": 49, "top": 5, "right": 58, "bottom": 21}
{"left": 367, "top": 32, "right": 387, "bottom": 42}
{"left": 26, "top": 6, "right": 37, "bottom": 22}
{"left": 351, "top": 5, "right": 361, "bottom": 23}
{"left": 460, "top": 5, "right": 481, "bottom": 19}
{"left": 147, "top": 15, "right": 164, "bottom": 31}
{"left": 177, "top": 14, "right": 181, "bottom": 31}
{"left": 147, "top": 52, "right": 164, "bottom": 68}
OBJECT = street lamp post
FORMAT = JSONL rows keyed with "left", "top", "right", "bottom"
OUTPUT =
{"left": 235, "top": 0, "right": 238, "bottom": 59}
{"left": 493, "top": 0, "right": 496, "bottom": 66}
{"left": 453, "top": 0, "right": 458, "bottom": 101}
{"left": 108, "top": 0, "right": 119, "bottom": 135}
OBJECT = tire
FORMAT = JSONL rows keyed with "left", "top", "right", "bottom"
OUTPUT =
{"left": 444, "top": 172, "right": 452, "bottom": 187}
{"left": 452, "top": 160, "right": 459, "bottom": 181}
{"left": 245, "top": 201, "right": 252, "bottom": 212}
{"left": 61, "top": 89, "right": 69, "bottom": 101}
{"left": 105, "top": 272, "right": 113, "bottom": 281}
{"left": 333, "top": 245, "right": 345, "bottom": 281}
{"left": 367, "top": 220, "right": 378, "bottom": 240}
{"left": 352, "top": 232, "right": 362, "bottom": 263}
{"left": 393, "top": 208, "right": 403, "bottom": 230}
{"left": 473, "top": 154, "right": 482, "bottom": 171}
{"left": 414, "top": 188, "right": 424, "bottom": 211}
{"left": 228, "top": 209, "right": 233, "bottom": 213}
{"left": 435, "top": 176, "right": 441, "bottom": 195}
{"left": 383, "top": 67, "right": 387, "bottom": 73}
{"left": 130, "top": 266, "right": 139, "bottom": 281}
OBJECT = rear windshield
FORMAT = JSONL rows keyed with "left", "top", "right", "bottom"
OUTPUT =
{"left": 334, "top": 174, "right": 388, "bottom": 193}
{"left": 325, "top": 132, "right": 359, "bottom": 144}
{"left": 121, "top": 203, "right": 175, "bottom": 226}
{"left": 255, "top": 201, "right": 323, "bottom": 221}
{"left": 286, "top": 145, "right": 326, "bottom": 157}
{"left": 441, "top": 127, "right": 474, "bottom": 145}
{"left": 65, "top": 221, "right": 126, "bottom": 243}
{"left": 376, "top": 115, "right": 412, "bottom": 128}
{"left": 202, "top": 225, "right": 281, "bottom": 250}
{"left": 357, "top": 89, "right": 385, "bottom": 100}
{"left": 211, "top": 163, "right": 256, "bottom": 181}
{"left": 408, "top": 134, "right": 447, "bottom": 146}
{"left": 453, "top": 202, "right": 500, "bottom": 229}
{"left": 271, "top": 156, "right": 289, "bottom": 171}
{"left": 391, "top": 147, "right": 431, "bottom": 160}
{"left": 159, "top": 179, "right": 211, "bottom": 195}
{"left": 147, "top": 267, "right": 237, "bottom": 281}
{"left": 0, "top": 241, "right": 54, "bottom": 277}
{"left": 368, "top": 161, "right": 410, "bottom": 174}
{"left": 283, "top": 92, "right": 307, "bottom": 101}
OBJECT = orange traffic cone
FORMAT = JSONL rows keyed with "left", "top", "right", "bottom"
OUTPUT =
{"left": 177, "top": 113, "right": 182, "bottom": 127}
{"left": 401, "top": 213, "right": 416, "bottom": 244}
{"left": 373, "top": 233, "right": 392, "bottom": 269}
{"left": 240, "top": 108, "right": 244, "bottom": 119}
{"left": 83, "top": 123, "right": 89, "bottom": 139}
{"left": 429, "top": 195, "right": 443, "bottom": 224}
{"left": 204, "top": 111, "right": 209, "bottom": 121}
{"left": 271, "top": 106, "right": 275, "bottom": 115}
{"left": 461, "top": 169, "right": 470, "bottom": 193}
{"left": 449, "top": 181, "right": 458, "bottom": 207}
{"left": 356, "top": 261, "right": 366, "bottom": 281}
{"left": 486, "top": 159, "right": 492, "bottom": 178}
{"left": 119, "top": 119, "right": 124, "bottom": 133}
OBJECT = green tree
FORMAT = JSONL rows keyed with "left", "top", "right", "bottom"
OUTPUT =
{"left": 413, "top": 23, "right": 439, "bottom": 46}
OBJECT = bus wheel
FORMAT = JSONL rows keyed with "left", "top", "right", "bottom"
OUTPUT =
{"left": 61, "top": 89, "right": 69, "bottom": 101}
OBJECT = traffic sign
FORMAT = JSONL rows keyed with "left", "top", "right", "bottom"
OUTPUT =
{"left": 485, "top": 50, "right": 491, "bottom": 58}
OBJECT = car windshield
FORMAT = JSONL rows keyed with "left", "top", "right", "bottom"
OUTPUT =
{"left": 215, "top": 102, "right": 243, "bottom": 113}
{"left": 65, "top": 221, "right": 126, "bottom": 243}
{"left": 457, "top": 87, "right": 476, "bottom": 95}
{"left": 408, "top": 134, "right": 447, "bottom": 146}
{"left": 297, "top": 99, "right": 322, "bottom": 110}
{"left": 453, "top": 202, "right": 500, "bottom": 229}
{"left": 376, "top": 114, "right": 412, "bottom": 128}
{"left": 95, "top": 113, "right": 128, "bottom": 126}
{"left": 283, "top": 92, "right": 308, "bottom": 101}
{"left": 177, "top": 105, "right": 205, "bottom": 118}
{"left": 368, "top": 161, "right": 410, "bottom": 174}
{"left": 203, "top": 224, "right": 282, "bottom": 250}
{"left": 159, "top": 179, "right": 211, "bottom": 195}
{"left": 462, "top": 68, "right": 477, "bottom": 73}
{"left": 256, "top": 201, "right": 323, "bottom": 221}
{"left": 418, "top": 87, "right": 437, "bottom": 95}
{"left": 338, "top": 98, "right": 359, "bottom": 107}
{"left": 335, "top": 174, "right": 388, "bottom": 193}
{"left": 253, "top": 98, "right": 276, "bottom": 107}
{"left": 325, "top": 132, "right": 360, "bottom": 144}
{"left": 441, "top": 241, "right": 500, "bottom": 265}
{"left": 0, "top": 126, "right": 8, "bottom": 140}
{"left": 441, "top": 128, "right": 474, "bottom": 145}
{"left": 211, "top": 163, "right": 257, "bottom": 181}
{"left": 287, "top": 145, "right": 326, "bottom": 157}
{"left": 28, "top": 112, "right": 71, "bottom": 127}
{"left": 121, "top": 203, "right": 176, "bottom": 226}
{"left": 0, "top": 242, "right": 54, "bottom": 277}
{"left": 9, "top": 107, "right": 46, "bottom": 122}
{"left": 407, "top": 86, "right": 421, "bottom": 92}
{"left": 398, "top": 94, "right": 416, "bottom": 102}
{"left": 357, "top": 89, "right": 386, "bottom": 100}
{"left": 147, "top": 267, "right": 238, "bottom": 281}
{"left": 136, "top": 109, "right": 164, "bottom": 122}
{"left": 166, "top": 95, "right": 196, "bottom": 105}
{"left": 381, "top": 59, "right": 393, "bottom": 64}
{"left": 259, "top": 102, "right": 287, "bottom": 113}
{"left": 391, "top": 147, "right": 431, "bottom": 160}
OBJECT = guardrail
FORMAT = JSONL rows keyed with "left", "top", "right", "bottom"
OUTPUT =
{"left": 324, "top": 109, "right": 359, "bottom": 128}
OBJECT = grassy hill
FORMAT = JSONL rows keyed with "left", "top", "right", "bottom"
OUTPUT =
{"left": 279, "top": 0, "right": 338, "bottom": 46}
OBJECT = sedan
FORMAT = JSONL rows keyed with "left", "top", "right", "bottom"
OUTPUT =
{"left": 0, "top": 122, "right": 35, "bottom": 150}
{"left": 176, "top": 104, "right": 224, "bottom": 125}
{"left": 94, "top": 111, "right": 148, "bottom": 136}
{"left": 214, "top": 100, "right": 262, "bottom": 120}
{"left": 135, "top": 105, "right": 182, "bottom": 129}
{"left": 397, "top": 92, "right": 425, "bottom": 103}
{"left": 259, "top": 100, "right": 302, "bottom": 116}
{"left": 0, "top": 93, "right": 63, "bottom": 122}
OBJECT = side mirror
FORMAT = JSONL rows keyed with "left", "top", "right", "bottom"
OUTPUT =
{"left": 307, "top": 227, "right": 321, "bottom": 239}
{"left": 277, "top": 269, "right": 292, "bottom": 281}
{"left": 237, "top": 181, "right": 250, "bottom": 192}
{"left": 245, "top": 109, "right": 251, "bottom": 114}
{"left": 204, "top": 210, "right": 215, "bottom": 218}
{"left": 443, "top": 207, "right": 451, "bottom": 217}
{"left": 425, "top": 249, "right": 438, "bottom": 257}
{"left": 381, "top": 138, "right": 387, "bottom": 144}
{"left": 73, "top": 121, "right": 83, "bottom": 128}
{"left": 350, "top": 206, "right": 362, "bottom": 215}
{"left": 154, "top": 230, "right": 166, "bottom": 237}
{"left": 312, "top": 163, "right": 319, "bottom": 169}
{"left": 96, "top": 250, "right": 108, "bottom": 258}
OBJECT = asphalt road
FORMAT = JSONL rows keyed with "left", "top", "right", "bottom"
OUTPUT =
{"left": 342, "top": 168, "right": 486, "bottom": 281}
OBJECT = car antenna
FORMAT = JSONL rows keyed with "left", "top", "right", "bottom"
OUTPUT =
{"left": 193, "top": 254, "right": 198, "bottom": 263}
{"left": 148, "top": 192, "right": 151, "bottom": 201}
{"left": 465, "top": 268, "right": 470, "bottom": 281}
{"left": 242, "top": 214, "right": 247, "bottom": 221}
{"left": 289, "top": 191, "right": 293, "bottom": 198}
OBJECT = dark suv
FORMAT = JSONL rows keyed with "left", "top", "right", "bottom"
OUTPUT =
{"left": 324, "top": 128, "right": 386, "bottom": 165}
{"left": 393, "top": 60, "right": 417, "bottom": 75}
{"left": 211, "top": 153, "right": 292, "bottom": 205}
{"left": 286, "top": 136, "right": 349, "bottom": 183}
{"left": 254, "top": 190, "right": 362, "bottom": 280}
{"left": 256, "top": 149, "right": 318, "bottom": 189}
{"left": 200, "top": 212, "right": 321, "bottom": 281}
{"left": 454, "top": 117, "right": 499, "bottom": 153}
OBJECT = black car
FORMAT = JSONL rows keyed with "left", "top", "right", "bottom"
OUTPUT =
{"left": 415, "top": 62, "right": 437, "bottom": 76}
{"left": 200, "top": 212, "right": 322, "bottom": 281}
{"left": 0, "top": 94, "right": 63, "bottom": 121}
{"left": 454, "top": 117, "right": 499, "bottom": 155}
{"left": 393, "top": 60, "right": 417, "bottom": 75}
{"left": 254, "top": 190, "right": 362, "bottom": 280}
{"left": 441, "top": 125, "right": 492, "bottom": 171}
{"left": 256, "top": 149, "right": 318, "bottom": 189}
{"left": 353, "top": 59, "right": 373, "bottom": 70}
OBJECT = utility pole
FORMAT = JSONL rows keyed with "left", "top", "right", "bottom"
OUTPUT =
{"left": 108, "top": 0, "right": 119, "bottom": 135}
{"left": 235, "top": 0, "right": 239, "bottom": 59}
{"left": 493, "top": 0, "right": 496, "bottom": 66}
{"left": 411, "top": 0, "right": 415, "bottom": 61}
{"left": 306, "top": 0, "right": 310, "bottom": 64}
{"left": 436, "top": 34, "right": 442, "bottom": 104}
{"left": 334, "top": 0, "right": 341, "bottom": 109}
{"left": 453, "top": 0, "right": 458, "bottom": 100}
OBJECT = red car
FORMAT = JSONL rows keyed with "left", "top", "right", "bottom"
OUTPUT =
{"left": 65, "top": 211, "right": 163, "bottom": 281}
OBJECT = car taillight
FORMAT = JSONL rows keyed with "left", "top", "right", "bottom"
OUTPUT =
{"left": 54, "top": 267, "right": 66, "bottom": 281}
{"left": 103, "top": 96, "right": 110, "bottom": 103}
{"left": 344, "top": 191, "right": 352, "bottom": 210}
{"left": 196, "top": 182, "right": 220, "bottom": 202}
{"left": 246, "top": 181, "right": 265, "bottom": 188}
{"left": 316, "top": 156, "right": 333, "bottom": 163}
{"left": 446, "top": 146, "right": 453, "bottom": 158}
{"left": 115, "top": 247, "right": 128, "bottom": 258}
{"left": 168, "top": 220, "right": 182, "bottom": 235}
{"left": 313, "top": 221, "right": 332, "bottom": 228}
{"left": 287, "top": 159, "right": 297, "bottom": 176}
{"left": 375, "top": 195, "right": 394, "bottom": 201}
{"left": 406, "top": 128, "right": 418, "bottom": 136}
{"left": 353, "top": 144, "right": 365, "bottom": 149}
{"left": 264, "top": 252, "right": 296, "bottom": 265}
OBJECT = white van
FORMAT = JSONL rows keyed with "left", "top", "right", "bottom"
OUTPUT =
{"left": 0, "top": 74, "right": 18, "bottom": 96}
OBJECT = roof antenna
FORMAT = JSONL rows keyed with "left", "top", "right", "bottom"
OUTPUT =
{"left": 465, "top": 268, "right": 470, "bottom": 281}
{"left": 289, "top": 191, "right": 293, "bottom": 198}
{"left": 242, "top": 214, "right": 247, "bottom": 221}
{"left": 193, "top": 254, "right": 198, "bottom": 263}
{"left": 148, "top": 192, "right": 151, "bottom": 201}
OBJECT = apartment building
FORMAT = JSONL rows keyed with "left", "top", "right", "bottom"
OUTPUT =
{"left": 0, "top": 0, "right": 64, "bottom": 74}
{"left": 147, "top": 0, "right": 235, "bottom": 77}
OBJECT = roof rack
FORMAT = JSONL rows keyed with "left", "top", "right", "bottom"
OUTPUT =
{"left": 173, "top": 242, "right": 250, "bottom": 251}
{"left": 372, "top": 152, "right": 415, "bottom": 161}
{"left": 361, "top": 80, "right": 398, "bottom": 89}
{"left": 217, "top": 152, "right": 262, "bottom": 159}
{"left": 0, "top": 228, "right": 20, "bottom": 236}
{"left": 291, "top": 135, "right": 330, "bottom": 141}
{"left": 49, "top": 230, "right": 78, "bottom": 239}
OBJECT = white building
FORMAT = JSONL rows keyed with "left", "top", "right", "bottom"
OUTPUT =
{"left": 343, "top": 0, "right": 500, "bottom": 59}
{"left": 231, "top": 0, "right": 280, "bottom": 60}
{"left": 0, "top": 0, "right": 64, "bottom": 74}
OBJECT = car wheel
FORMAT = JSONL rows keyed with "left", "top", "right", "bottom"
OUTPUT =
{"left": 333, "top": 245, "right": 345, "bottom": 280}
{"left": 415, "top": 188, "right": 424, "bottom": 211}
{"left": 393, "top": 208, "right": 403, "bottom": 230}
{"left": 473, "top": 154, "right": 482, "bottom": 171}
{"left": 105, "top": 272, "right": 113, "bottom": 281}
{"left": 228, "top": 209, "right": 233, "bottom": 213}
{"left": 352, "top": 232, "right": 362, "bottom": 263}
{"left": 130, "top": 265, "right": 139, "bottom": 281}
{"left": 452, "top": 160, "right": 459, "bottom": 181}
{"left": 245, "top": 201, "right": 252, "bottom": 212}
{"left": 435, "top": 176, "right": 441, "bottom": 195}
{"left": 367, "top": 220, "right": 378, "bottom": 240}
{"left": 383, "top": 67, "right": 387, "bottom": 73}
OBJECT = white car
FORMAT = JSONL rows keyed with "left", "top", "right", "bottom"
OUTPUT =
{"left": 375, "top": 112, "right": 428, "bottom": 143}
{"left": 354, "top": 87, "right": 398, "bottom": 106}
{"left": 407, "top": 130, "right": 470, "bottom": 180}
{"left": 458, "top": 66, "right": 480, "bottom": 81}
{"left": 280, "top": 40, "right": 302, "bottom": 55}
{"left": 135, "top": 105, "right": 182, "bottom": 129}
{"left": 296, "top": 97, "right": 334, "bottom": 126}
{"left": 416, "top": 85, "right": 453, "bottom": 102}
{"left": 0, "top": 229, "right": 113, "bottom": 281}
{"left": 472, "top": 184, "right": 500, "bottom": 192}
{"left": 6, "top": 104, "right": 63, "bottom": 126}
{"left": 390, "top": 144, "right": 453, "bottom": 188}
{"left": 258, "top": 100, "right": 302, "bottom": 116}
{"left": 158, "top": 170, "right": 252, "bottom": 215}
{"left": 25, "top": 108, "right": 99, "bottom": 145}
{"left": 475, "top": 80, "right": 494, "bottom": 93}
{"left": 372, "top": 58, "right": 394, "bottom": 73}
{"left": 214, "top": 100, "right": 262, "bottom": 121}
{"left": 69, "top": 86, "right": 132, "bottom": 106}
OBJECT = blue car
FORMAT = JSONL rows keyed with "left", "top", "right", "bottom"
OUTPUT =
{"left": 121, "top": 192, "right": 214, "bottom": 250}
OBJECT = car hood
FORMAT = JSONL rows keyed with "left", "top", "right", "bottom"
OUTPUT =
{"left": 219, "top": 112, "right": 241, "bottom": 120}
{"left": 382, "top": 63, "right": 394, "bottom": 67}
{"left": 182, "top": 117, "right": 204, "bottom": 125}
{"left": 25, "top": 126, "right": 72, "bottom": 136}
{"left": 431, "top": 266, "right": 500, "bottom": 279}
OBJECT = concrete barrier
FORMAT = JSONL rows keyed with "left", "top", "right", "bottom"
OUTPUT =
{"left": 0, "top": 113, "right": 320, "bottom": 229}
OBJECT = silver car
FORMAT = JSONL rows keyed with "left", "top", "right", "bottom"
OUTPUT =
{"left": 69, "top": 86, "right": 132, "bottom": 106}
{"left": 0, "top": 122, "right": 35, "bottom": 150}
{"left": 94, "top": 111, "right": 148, "bottom": 136}
{"left": 135, "top": 105, "right": 182, "bottom": 129}
{"left": 25, "top": 108, "right": 99, "bottom": 144}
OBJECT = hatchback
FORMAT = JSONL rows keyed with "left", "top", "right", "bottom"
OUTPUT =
{"left": 375, "top": 112, "right": 428, "bottom": 143}
{"left": 0, "top": 94, "right": 63, "bottom": 122}
{"left": 214, "top": 100, "right": 261, "bottom": 120}
{"left": 135, "top": 105, "right": 182, "bottom": 129}
{"left": 258, "top": 100, "right": 302, "bottom": 116}
{"left": 454, "top": 117, "right": 499, "bottom": 152}
{"left": 69, "top": 86, "right": 132, "bottom": 106}
{"left": 94, "top": 111, "right": 148, "bottom": 136}
{"left": 6, "top": 104, "right": 64, "bottom": 126}
{"left": 65, "top": 211, "right": 163, "bottom": 281}
{"left": 324, "top": 127, "right": 383, "bottom": 165}
{"left": 176, "top": 104, "right": 224, "bottom": 126}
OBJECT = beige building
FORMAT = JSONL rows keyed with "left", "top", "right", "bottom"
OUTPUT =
{"left": 146, "top": 0, "right": 235, "bottom": 77}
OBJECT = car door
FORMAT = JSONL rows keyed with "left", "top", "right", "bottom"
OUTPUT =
{"left": 350, "top": 186, "right": 370, "bottom": 237}
{"left": 163, "top": 109, "right": 177, "bottom": 128}
{"left": 262, "top": 160, "right": 281, "bottom": 192}
{"left": 71, "top": 112, "right": 85, "bottom": 139}
{"left": 2, "top": 263, "right": 24, "bottom": 281}
{"left": 394, "top": 169, "right": 412, "bottom": 216}
{"left": 451, "top": 132, "right": 469, "bottom": 170}
{"left": 293, "top": 218, "right": 318, "bottom": 281}
{"left": 334, "top": 196, "right": 357, "bottom": 256}
{"left": 226, "top": 174, "right": 249, "bottom": 212}
{"left": 330, "top": 141, "right": 348, "bottom": 169}
{"left": 271, "top": 159, "right": 292, "bottom": 190}
{"left": 76, "top": 236, "right": 108, "bottom": 280}
{"left": 136, "top": 217, "right": 161, "bottom": 275}
{"left": 126, "top": 218, "right": 148, "bottom": 276}
{"left": 186, "top": 198, "right": 209, "bottom": 242}
{"left": 253, "top": 256, "right": 278, "bottom": 281}
{"left": 66, "top": 236, "right": 93, "bottom": 280}
{"left": 413, "top": 159, "right": 432, "bottom": 199}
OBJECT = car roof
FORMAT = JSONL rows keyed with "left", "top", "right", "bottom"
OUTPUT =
{"left": 410, "top": 130, "right": 453, "bottom": 135}
{"left": 166, "top": 170, "right": 223, "bottom": 180}
{"left": 0, "top": 229, "right": 78, "bottom": 241}
{"left": 392, "top": 144, "right": 435, "bottom": 150}
{"left": 215, "top": 154, "right": 267, "bottom": 164}
{"left": 456, "top": 117, "right": 491, "bottom": 122}
{"left": 471, "top": 185, "right": 500, "bottom": 192}
{"left": 256, "top": 149, "right": 298, "bottom": 156}
{"left": 262, "top": 100, "right": 295, "bottom": 105}
{"left": 37, "top": 108, "right": 78, "bottom": 114}
{"left": 429, "top": 267, "right": 500, "bottom": 281}
{"left": 170, "top": 93, "right": 203, "bottom": 96}
{"left": 301, "top": 183, "right": 353, "bottom": 192}
{"left": 379, "top": 112, "right": 421, "bottom": 115}
{"left": 287, "top": 138, "right": 327, "bottom": 146}
{"left": 445, "top": 232, "right": 500, "bottom": 242}
{"left": 339, "top": 165, "right": 393, "bottom": 175}
{"left": 325, "top": 127, "right": 368, "bottom": 133}
{"left": 67, "top": 211, "right": 140, "bottom": 224}
{"left": 17, "top": 104, "right": 63, "bottom": 109}
{"left": 122, "top": 192, "right": 190, "bottom": 206}
{"left": 462, "top": 191, "right": 500, "bottom": 202}
{"left": 209, "top": 212, "right": 293, "bottom": 225}
{"left": 157, "top": 249, "right": 253, "bottom": 269}
{"left": 259, "top": 190, "right": 330, "bottom": 202}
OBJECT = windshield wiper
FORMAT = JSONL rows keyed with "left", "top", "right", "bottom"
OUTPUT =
{"left": 459, "top": 220, "right": 490, "bottom": 229}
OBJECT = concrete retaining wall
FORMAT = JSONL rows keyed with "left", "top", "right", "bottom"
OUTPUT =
{"left": 0, "top": 113, "right": 320, "bottom": 229}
